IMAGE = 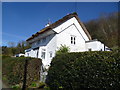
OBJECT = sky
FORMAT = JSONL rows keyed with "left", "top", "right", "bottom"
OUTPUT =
{"left": 2, "top": 2, "right": 118, "bottom": 46}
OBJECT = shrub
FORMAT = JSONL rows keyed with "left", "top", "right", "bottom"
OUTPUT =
{"left": 11, "top": 84, "right": 21, "bottom": 89}
{"left": 2, "top": 56, "right": 42, "bottom": 88}
{"left": 28, "top": 81, "right": 47, "bottom": 89}
{"left": 38, "top": 82, "right": 46, "bottom": 88}
{"left": 56, "top": 45, "right": 70, "bottom": 55}
{"left": 30, "top": 82, "right": 37, "bottom": 87}
{"left": 46, "top": 51, "right": 120, "bottom": 89}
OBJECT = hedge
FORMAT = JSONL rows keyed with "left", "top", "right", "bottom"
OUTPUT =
{"left": 2, "top": 56, "right": 42, "bottom": 88}
{"left": 46, "top": 51, "right": 120, "bottom": 89}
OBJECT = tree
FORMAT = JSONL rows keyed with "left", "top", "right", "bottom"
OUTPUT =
{"left": 85, "top": 12, "right": 118, "bottom": 48}
{"left": 2, "top": 40, "right": 30, "bottom": 56}
{"left": 8, "top": 42, "right": 15, "bottom": 47}
{"left": 2, "top": 46, "right": 8, "bottom": 55}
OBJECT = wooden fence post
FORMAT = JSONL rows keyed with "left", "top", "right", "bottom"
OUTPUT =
{"left": 22, "top": 58, "right": 28, "bottom": 90}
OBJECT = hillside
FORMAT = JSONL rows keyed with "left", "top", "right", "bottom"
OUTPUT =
{"left": 84, "top": 12, "right": 119, "bottom": 48}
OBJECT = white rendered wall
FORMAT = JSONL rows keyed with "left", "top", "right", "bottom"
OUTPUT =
{"left": 56, "top": 24, "right": 87, "bottom": 52}
{"left": 25, "top": 17, "right": 96, "bottom": 68}
{"left": 25, "top": 33, "right": 56, "bottom": 67}
{"left": 28, "top": 49, "right": 38, "bottom": 58}
{"left": 42, "top": 34, "right": 57, "bottom": 67}
{"left": 25, "top": 50, "right": 33, "bottom": 57}
{"left": 53, "top": 17, "right": 90, "bottom": 41}
{"left": 86, "top": 41, "right": 105, "bottom": 51}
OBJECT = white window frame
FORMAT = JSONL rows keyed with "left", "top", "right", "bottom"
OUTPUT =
{"left": 41, "top": 49, "right": 46, "bottom": 59}
{"left": 49, "top": 51, "right": 52, "bottom": 58}
{"left": 71, "top": 35, "right": 76, "bottom": 45}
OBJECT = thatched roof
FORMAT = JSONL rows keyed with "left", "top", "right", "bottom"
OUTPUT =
{"left": 26, "top": 12, "right": 92, "bottom": 41}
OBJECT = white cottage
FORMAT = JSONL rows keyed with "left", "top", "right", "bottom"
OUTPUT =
{"left": 25, "top": 12, "right": 109, "bottom": 68}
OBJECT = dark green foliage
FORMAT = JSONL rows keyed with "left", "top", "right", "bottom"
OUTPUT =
{"left": 46, "top": 51, "right": 120, "bottom": 89}
{"left": 2, "top": 56, "right": 42, "bottom": 87}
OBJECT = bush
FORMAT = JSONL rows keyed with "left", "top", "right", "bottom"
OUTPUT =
{"left": 46, "top": 51, "right": 120, "bottom": 89}
{"left": 38, "top": 82, "right": 46, "bottom": 88}
{"left": 28, "top": 81, "right": 46, "bottom": 89}
{"left": 56, "top": 45, "right": 70, "bottom": 55}
{"left": 30, "top": 82, "right": 37, "bottom": 87}
{"left": 12, "top": 84, "right": 21, "bottom": 89}
{"left": 2, "top": 56, "right": 42, "bottom": 88}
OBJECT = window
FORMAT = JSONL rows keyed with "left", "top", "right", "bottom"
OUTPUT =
{"left": 71, "top": 37, "right": 73, "bottom": 44}
{"left": 32, "top": 42, "right": 36, "bottom": 47}
{"left": 88, "top": 48, "right": 92, "bottom": 51}
{"left": 74, "top": 37, "right": 75, "bottom": 44}
{"left": 27, "top": 53, "right": 29, "bottom": 57}
{"left": 71, "top": 36, "right": 76, "bottom": 45}
{"left": 49, "top": 51, "right": 52, "bottom": 58}
{"left": 37, "top": 40, "right": 41, "bottom": 44}
{"left": 41, "top": 49, "right": 46, "bottom": 59}
{"left": 36, "top": 50, "right": 39, "bottom": 58}
{"left": 32, "top": 42, "right": 37, "bottom": 46}
{"left": 42, "top": 37, "right": 46, "bottom": 43}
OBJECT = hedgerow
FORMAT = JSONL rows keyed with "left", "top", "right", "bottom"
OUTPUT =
{"left": 2, "top": 56, "right": 42, "bottom": 88}
{"left": 46, "top": 51, "right": 120, "bottom": 89}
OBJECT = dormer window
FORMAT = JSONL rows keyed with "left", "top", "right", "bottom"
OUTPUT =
{"left": 71, "top": 36, "right": 76, "bottom": 45}
{"left": 34, "top": 42, "right": 37, "bottom": 46}
{"left": 42, "top": 37, "right": 46, "bottom": 43}
{"left": 37, "top": 40, "right": 41, "bottom": 44}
